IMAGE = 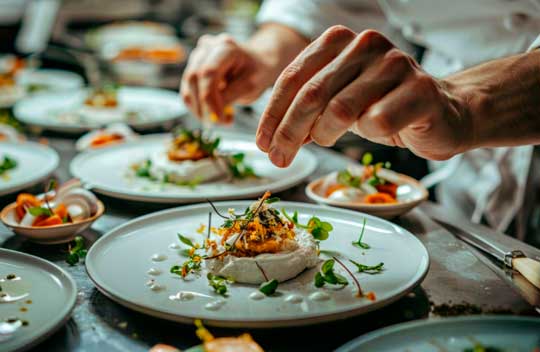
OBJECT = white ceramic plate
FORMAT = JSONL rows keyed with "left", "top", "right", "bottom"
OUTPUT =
{"left": 0, "top": 249, "right": 77, "bottom": 352}
{"left": 70, "top": 132, "right": 318, "bottom": 203}
{"left": 0, "top": 69, "right": 84, "bottom": 108}
{"left": 337, "top": 316, "right": 540, "bottom": 352}
{"left": 306, "top": 169, "right": 428, "bottom": 219}
{"left": 0, "top": 142, "right": 59, "bottom": 196}
{"left": 13, "top": 86, "right": 187, "bottom": 133}
{"left": 85, "top": 201, "right": 429, "bottom": 328}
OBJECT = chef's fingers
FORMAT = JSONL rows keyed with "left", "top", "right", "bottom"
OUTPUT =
{"left": 310, "top": 48, "right": 414, "bottom": 146}
{"left": 352, "top": 73, "right": 437, "bottom": 140}
{"left": 256, "top": 25, "right": 356, "bottom": 154}
{"left": 181, "top": 44, "right": 210, "bottom": 118}
{"left": 267, "top": 30, "right": 395, "bottom": 168}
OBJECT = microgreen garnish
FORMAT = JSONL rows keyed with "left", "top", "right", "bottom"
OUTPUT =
{"left": 362, "top": 152, "right": 373, "bottom": 166}
{"left": 207, "top": 273, "right": 232, "bottom": 296}
{"left": 171, "top": 233, "right": 205, "bottom": 278}
{"left": 282, "top": 209, "right": 333, "bottom": 241}
{"left": 314, "top": 259, "right": 348, "bottom": 288}
{"left": 134, "top": 159, "right": 152, "bottom": 178}
{"left": 265, "top": 197, "right": 280, "bottom": 204}
{"left": 338, "top": 153, "right": 392, "bottom": 189}
{"left": 225, "top": 153, "right": 256, "bottom": 179}
{"left": 352, "top": 218, "right": 370, "bottom": 249}
{"left": 66, "top": 236, "right": 87, "bottom": 265}
{"left": 259, "top": 279, "right": 279, "bottom": 296}
{"left": 0, "top": 155, "right": 17, "bottom": 176}
{"left": 27, "top": 206, "right": 53, "bottom": 217}
{"left": 178, "top": 233, "right": 196, "bottom": 248}
{"left": 349, "top": 260, "right": 384, "bottom": 274}
{"left": 173, "top": 128, "right": 220, "bottom": 156}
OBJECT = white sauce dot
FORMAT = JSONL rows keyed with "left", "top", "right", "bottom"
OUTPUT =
{"left": 147, "top": 268, "right": 162, "bottom": 276}
{"left": 205, "top": 300, "right": 225, "bottom": 311}
{"left": 151, "top": 254, "right": 167, "bottom": 262}
{"left": 169, "top": 291, "right": 195, "bottom": 301}
{"left": 168, "top": 243, "right": 180, "bottom": 250}
{"left": 150, "top": 283, "right": 164, "bottom": 291}
{"left": 284, "top": 294, "right": 303, "bottom": 304}
{"left": 249, "top": 292, "right": 265, "bottom": 301}
{"left": 308, "top": 291, "right": 331, "bottom": 302}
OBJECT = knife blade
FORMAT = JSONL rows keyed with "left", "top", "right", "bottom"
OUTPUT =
{"left": 421, "top": 202, "right": 540, "bottom": 290}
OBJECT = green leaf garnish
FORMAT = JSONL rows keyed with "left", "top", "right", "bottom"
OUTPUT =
{"left": 207, "top": 273, "right": 231, "bottom": 296}
{"left": 65, "top": 236, "right": 87, "bottom": 266}
{"left": 349, "top": 260, "right": 384, "bottom": 274}
{"left": 27, "top": 207, "right": 53, "bottom": 217}
{"left": 265, "top": 197, "right": 280, "bottom": 204}
{"left": 226, "top": 152, "right": 257, "bottom": 179}
{"left": 282, "top": 209, "right": 333, "bottom": 241}
{"left": 362, "top": 152, "right": 373, "bottom": 166}
{"left": 314, "top": 259, "right": 348, "bottom": 288}
{"left": 259, "top": 279, "right": 279, "bottom": 296}
{"left": 352, "top": 218, "right": 370, "bottom": 249}
{"left": 0, "top": 155, "right": 17, "bottom": 175}
{"left": 177, "top": 233, "right": 196, "bottom": 248}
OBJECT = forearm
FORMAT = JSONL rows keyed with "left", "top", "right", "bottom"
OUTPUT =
{"left": 445, "top": 50, "right": 540, "bottom": 151}
{"left": 245, "top": 23, "right": 309, "bottom": 89}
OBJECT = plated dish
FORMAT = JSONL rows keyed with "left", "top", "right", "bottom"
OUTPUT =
{"left": 336, "top": 316, "right": 540, "bottom": 352}
{"left": 71, "top": 130, "right": 317, "bottom": 203}
{"left": 0, "top": 54, "right": 83, "bottom": 108}
{"left": 0, "top": 180, "right": 104, "bottom": 244}
{"left": 75, "top": 123, "right": 138, "bottom": 151}
{"left": 306, "top": 153, "right": 428, "bottom": 218}
{"left": 13, "top": 86, "right": 186, "bottom": 133}
{"left": 85, "top": 198, "right": 429, "bottom": 327}
{"left": 0, "top": 248, "right": 77, "bottom": 352}
{"left": 0, "top": 142, "right": 59, "bottom": 197}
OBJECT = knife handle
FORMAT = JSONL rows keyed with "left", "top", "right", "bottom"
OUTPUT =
{"left": 512, "top": 257, "right": 540, "bottom": 290}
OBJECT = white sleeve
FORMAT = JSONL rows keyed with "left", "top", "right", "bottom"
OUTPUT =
{"left": 255, "top": 0, "right": 388, "bottom": 40}
{"left": 528, "top": 35, "right": 540, "bottom": 51}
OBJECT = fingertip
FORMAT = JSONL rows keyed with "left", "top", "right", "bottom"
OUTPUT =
{"left": 256, "top": 129, "right": 271, "bottom": 152}
{"left": 268, "top": 146, "right": 287, "bottom": 168}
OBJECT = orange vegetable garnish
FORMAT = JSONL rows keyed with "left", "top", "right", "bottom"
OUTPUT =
{"left": 15, "top": 193, "right": 41, "bottom": 221}
{"left": 33, "top": 214, "right": 63, "bottom": 227}
{"left": 54, "top": 203, "right": 68, "bottom": 220}
{"left": 364, "top": 192, "right": 397, "bottom": 204}
{"left": 365, "top": 291, "right": 377, "bottom": 301}
{"left": 325, "top": 184, "right": 347, "bottom": 197}
{"left": 90, "top": 133, "right": 124, "bottom": 148}
{"left": 204, "top": 334, "right": 264, "bottom": 352}
{"left": 375, "top": 183, "right": 398, "bottom": 199}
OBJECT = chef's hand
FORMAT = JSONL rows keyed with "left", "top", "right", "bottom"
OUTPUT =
{"left": 181, "top": 33, "right": 270, "bottom": 123}
{"left": 256, "top": 25, "right": 473, "bottom": 167}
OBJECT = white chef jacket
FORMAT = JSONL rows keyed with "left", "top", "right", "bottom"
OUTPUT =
{"left": 257, "top": 0, "right": 540, "bottom": 236}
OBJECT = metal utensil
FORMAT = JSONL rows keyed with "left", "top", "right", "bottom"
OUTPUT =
{"left": 421, "top": 203, "right": 540, "bottom": 290}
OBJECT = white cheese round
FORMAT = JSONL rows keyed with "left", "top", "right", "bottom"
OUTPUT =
{"left": 148, "top": 151, "right": 227, "bottom": 183}
{"left": 205, "top": 228, "right": 319, "bottom": 284}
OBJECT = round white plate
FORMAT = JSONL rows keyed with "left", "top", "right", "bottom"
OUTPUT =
{"left": 16, "top": 69, "right": 84, "bottom": 92}
{"left": 0, "top": 142, "right": 59, "bottom": 196}
{"left": 336, "top": 316, "right": 540, "bottom": 352}
{"left": 0, "top": 248, "right": 77, "bottom": 352}
{"left": 0, "top": 69, "right": 84, "bottom": 108}
{"left": 13, "top": 86, "right": 187, "bottom": 133}
{"left": 306, "top": 169, "right": 428, "bottom": 219}
{"left": 70, "top": 131, "right": 318, "bottom": 203}
{"left": 85, "top": 201, "right": 429, "bottom": 328}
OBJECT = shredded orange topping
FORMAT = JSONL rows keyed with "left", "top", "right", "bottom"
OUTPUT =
{"left": 364, "top": 193, "right": 397, "bottom": 204}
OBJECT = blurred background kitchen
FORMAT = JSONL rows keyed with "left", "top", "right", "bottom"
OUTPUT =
{"left": 0, "top": 0, "right": 428, "bottom": 179}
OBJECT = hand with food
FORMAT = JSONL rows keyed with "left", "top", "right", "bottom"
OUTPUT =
{"left": 180, "top": 24, "right": 308, "bottom": 124}
{"left": 256, "top": 25, "right": 540, "bottom": 167}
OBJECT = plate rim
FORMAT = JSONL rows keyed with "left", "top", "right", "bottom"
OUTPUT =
{"left": 0, "top": 141, "right": 59, "bottom": 196}
{"left": 70, "top": 132, "right": 318, "bottom": 203}
{"left": 335, "top": 315, "right": 540, "bottom": 352}
{"left": 85, "top": 200, "right": 430, "bottom": 328}
{"left": 0, "top": 248, "right": 78, "bottom": 352}
{"left": 13, "top": 86, "right": 187, "bottom": 133}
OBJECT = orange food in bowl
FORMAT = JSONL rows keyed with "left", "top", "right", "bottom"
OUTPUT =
{"left": 90, "top": 133, "right": 124, "bottom": 148}
{"left": 325, "top": 184, "right": 347, "bottom": 197}
{"left": 376, "top": 183, "right": 398, "bottom": 199}
{"left": 364, "top": 192, "right": 397, "bottom": 204}
{"left": 15, "top": 193, "right": 41, "bottom": 220}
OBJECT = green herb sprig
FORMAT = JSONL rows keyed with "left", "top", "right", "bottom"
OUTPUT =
{"left": 314, "top": 259, "right": 349, "bottom": 288}
{"left": 350, "top": 260, "right": 384, "bottom": 274}
{"left": 259, "top": 279, "right": 279, "bottom": 296}
{"left": 207, "top": 273, "right": 232, "bottom": 296}
{"left": 225, "top": 153, "right": 256, "bottom": 179}
{"left": 352, "top": 218, "right": 370, "bottom": 249}
{"left": 170, "top": 233, "right": 206, "bottom": 278}
{"left": 282, "top": 209, "right": 333, "bottom": 241}
{"left": 66, "top": 236, "right": 87, "bottom": 265}
{"left": 0, "top": 155, "right": 17, "bottom": 176}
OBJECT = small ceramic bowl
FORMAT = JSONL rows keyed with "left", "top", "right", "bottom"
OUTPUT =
{"left": 0, "top": 200, "right": 105, "bottom": 244}
{"left": 306, "top": 170, "right": 428, "bottom": 219}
